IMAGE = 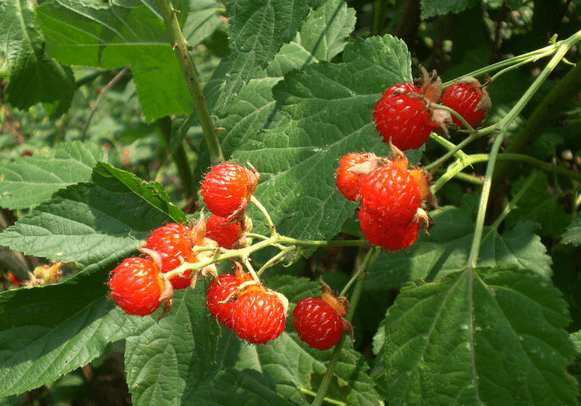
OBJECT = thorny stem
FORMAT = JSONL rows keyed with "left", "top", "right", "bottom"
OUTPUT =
{"left": 310, "top": 247, "right": 379, "bottom": 406}
{"left": 157, "top": 0, "right": 224, "bottom": 163}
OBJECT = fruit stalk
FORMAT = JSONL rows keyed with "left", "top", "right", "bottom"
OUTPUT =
{"left": 157, "top": 0, "right": 224, "bottom": 163}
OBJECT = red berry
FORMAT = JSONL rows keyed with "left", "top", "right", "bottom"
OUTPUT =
{"left": 441, "top": 77, "right": 491, "bottom": 128}
{"left": 145, "top": 223, "right": 195, "bottom": 289}
{"left": 200, "top": 163, "right": 259, "bottom": 219}
{"left": 358, "top": 164, "right": 421, "bottom": 226}
{"left": 205, "top": 214, "right": 243, "bottom": 249}
{"left": 358, "top": 206, "right": 420, "bottom": 251}
{"left": 206, "top": 273, "right": 242, "bottom": 328}
{"left": 373, "top": 83, "right": 436, "bottom": 151}
{"left": 336, "top": 152, "right": 380, "bottom": 201}
{"left": 293, "top": 297, "right": 345, "bottom": 350}
{"left": 231, "top": 287, "right": 286, "bottom": 344}
{"left": 109, "top": 257, "right": 171, "bottom": 316}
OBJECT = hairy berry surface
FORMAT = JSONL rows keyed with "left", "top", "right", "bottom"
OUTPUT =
{"left": 358, "top": 164, "right": 421, "bottom": 225}
{"left": 206, "top": 273, "right": 241, "bottom": 328}
{"left": 358, "top": 207, "right": 420, "bottom": 251}
{"left": 201, "top": 163, "right": 255, "bottom": 218}
{"left": 441, "top": 79, "right": 490, "bottom": 128}
{"left": 145, "top": 223, "right": 194, "bottom": 289}
{"left": 336, "top": 152, "right": 376, "bottom": 201}
{"left": 231, "top": 288, "right": 286, "bottom": 344}
{"left": 109, "top": 257, "right": 166, "bottom": 316}
{"left": 205, "top": 214, "right": 242, "bottom": 249}
{"left": 373, "top": 84, "right": 435, "bottom": 150}
{"left": 293, "top": 297, "right": 344, "bottom": 350}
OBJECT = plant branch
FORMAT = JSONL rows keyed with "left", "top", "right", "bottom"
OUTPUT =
{"left": 492, "top": 30, "right": 581, "bottom": 190}
{"left": 81, "top": 67, "right": 129, "bottom": 141}
{"left": 157, "top": 0, "right": 224, "bottom": 163}
{"left": 158, "top": 116, "right": 193, "bottom": 199}
{"left": 466, "top": 30, "right": 581, "bottom": 268}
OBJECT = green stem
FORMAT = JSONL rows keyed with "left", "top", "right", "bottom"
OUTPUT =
{"left": 162, "top": 232, "right": 369, "bottom": 281}
{"left": 492, "top": 31, "right": 581, "bottom": 188}
{"left": 157, "top": 0, "right": 224, "bottom": 163}
{"left": 158, "top": 116, "right": 193, "bottom": 199}
{"left": 465, "top": 31, "right": 581, "bottom": 268}
{"left": 340, "top": 247, "right": 380, "bottom": 297}
{"left": 489, "top": 171, "right": 540, "bottom": 231}
{"left": 467, "top": 132, "right": 505, "bottom": 268}
{"left": 431, "top": 103, "right": 477, "bottom": 132}
{"left": 425, "top": 129, "right": 493, "bottom": 172}
{"left": 432, "top": 152, "right": 581, "bottom": 193}
{"left": 311, "top": 248, "right": 379, "bottom": 406}
{"left": 250, "top": 195, "right": 277, "bottom": 237}
{"left": 442, "top": 40, "right": 559, "bottom": 86}
{"left": 300, "top": 388, "right": 345, "bottom": 406}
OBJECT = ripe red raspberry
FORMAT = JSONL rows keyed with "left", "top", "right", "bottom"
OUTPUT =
{"left": 441, "top": 77, "right": 491, "bottom": 128}
{"left": 144, "top": 223, "right": 195, "bottom": 289}
{"left": 200, "top": 163, "right": 259, "bottom": 219}
{"left": 358, "top": 206, "right": 420, "bottom": 251}
{"left": 373, "top": 83, "right": 436, "bottom": 151}
{"left": 205, "top": 214, "right": 243, "bottom": 249}
{"left": 109, "top": 257, "right": 172, "bottom": 316}
{"left": 293, "top": 297, "right": 345, "bottom": 350}
{"left": 336, "top": 152, "right": 381, "bottom": 201}
{"left": 358, "top": 164, "right": 421, "bottom": 226}
{"left": 206, "top": 273, "right": 241, "bottom": 328}
{"left": 231, "top": 287, "right": 287, "bottom": 344}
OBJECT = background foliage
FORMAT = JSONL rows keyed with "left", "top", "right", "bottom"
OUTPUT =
{"left": 1, "top": 0, "right": 581, "bottom": 405}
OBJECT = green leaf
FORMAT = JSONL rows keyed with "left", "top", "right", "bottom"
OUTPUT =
{"left": 0, "top": 0, "right": 75, "bottom": 114}
{"left": 125, "top": 286, "right": 221, "bottom": 406}
{"left": 256, "top": 334, "right": 382, "bottom": 406}
{"left": 183, "top": 0, "right": 221, "bottom": 48}
{"left": 505, "top": 172, "right": 570, "bottom": 236}
{"left": 216, "top": 0, "right": 321, "bottom": 112}
{"left": 231, "top": 35, "right": 416, "bottom": 241}
{"left": 379, "top": 266, "right": 578, "bottom": 406}
{"left": 0, "top": 270, "right": 151, "bottom": 398}
{"left": 213, "top": 0, "right": 355, "bottom": 144}
{"left": 562, "top": 214, "right": 581, "bottom": 246}
{"left": 420, "top": 0, "right": 479, "bottom": 19}
{"left": 365, "top": 195, "right": 553, "bottom": 291}
{"left": 36, "top": 0, "right": 192, "bottom": 121}
{"left": 0, "top": 142, "right": 107, "bottom": 210}
{"left": 0, "top": 163, "right": 184, "bottom": 268}
{"left": 187, "top": 332, "right": 381, "bottom": 405}
{"left": 266, "top": 0, "right": 356, "bottom": 77}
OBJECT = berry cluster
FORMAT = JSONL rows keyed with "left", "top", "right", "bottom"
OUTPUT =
{"left": 108, "top": 162, "right": 258, "bottom": 318}
{"left": 338, "top": 72, "right": 492, "bottom": 249}
{"left": 108, "top": 162, "right": 353, "bottom": 350}
{"left": 373, "top": 71, "right": 490, "bottom": 151}
{"left": 336, "top": 145, "right": 433, "bottom": 251}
